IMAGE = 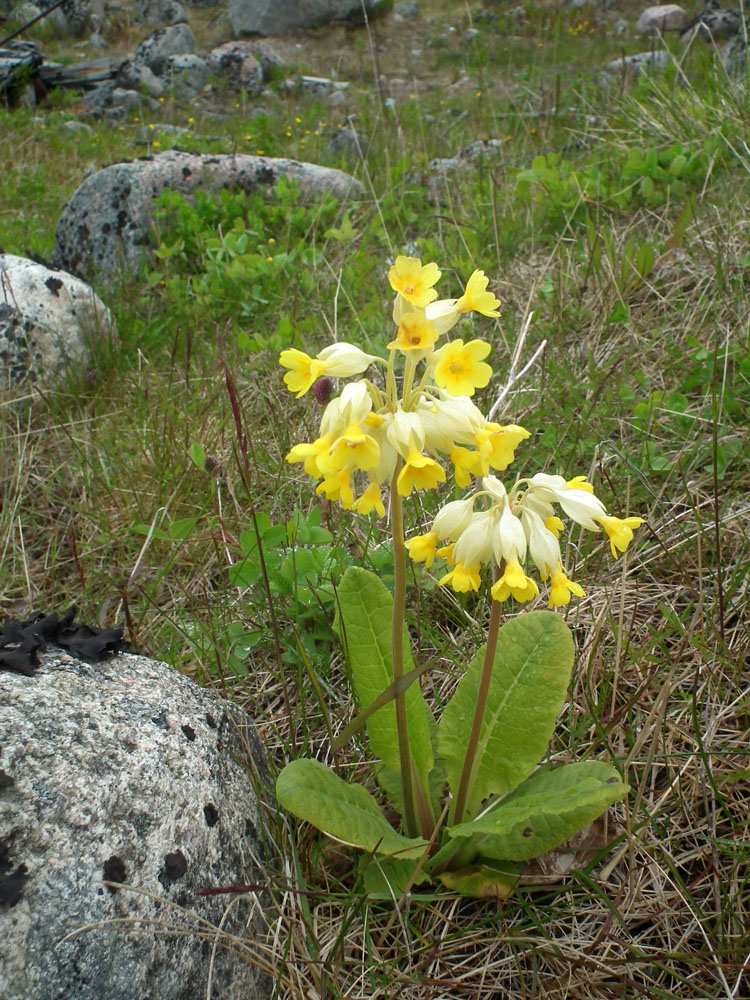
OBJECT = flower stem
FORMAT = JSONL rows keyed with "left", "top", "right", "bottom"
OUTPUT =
{"left": 450, "top": 567, "right": 504, "bottom": 826}
{"left": 390, "top": 463, "right": 419, "bottom": 839}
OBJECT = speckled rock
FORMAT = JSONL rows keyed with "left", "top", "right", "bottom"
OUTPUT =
{"left": 0, "top": 650, "right": 270, "bottom": 1000}
{"left": 138, "top": 0, "right": 187, "bottom": 24}
{"left": 52, "top": 150, "right": 365, "bottom": 280}
{"left": 132, "top": 22, "right": 195, "bottom": 76}
{"left": 207, "top": 40, "right": 266, "bottom": 92}
{"left": 165, "top": 53, "right": 210, "bottom": 94}
{"left": 0, "top": 253, "right": 113, "bottom": 385}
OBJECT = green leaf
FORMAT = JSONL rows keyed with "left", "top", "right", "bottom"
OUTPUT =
{"left": 189, "top": 442, "right": 205, "bottom": 470}
{"left": 437, "top": 862, "right": 520, "bottom": 899}
{"left": 445, "top": 761, "right": 628, "bottom": 862}
{"left": 333, "top": 567, "right": 434, "bottom": 796}
{"left": 360, "top": 854, "right": 432, "bottom": 899}
{"left": 168, "top": 517, "right": 199, "bottom": 540}
{"left": 276, "top": 759, "right": 428, "bottom": 858}
{"left": 437, "top": 611, "right": 574, "bottom": 819}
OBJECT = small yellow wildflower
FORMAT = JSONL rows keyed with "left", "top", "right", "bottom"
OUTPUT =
{"left": 329, "top": 423, "right": 380, "bottom": 472}
{"left": 279, "top": 349, "right": 327, "bottom": 397}
{"left": 597, "top": 515, "right": 645, "bottom": 558}
{"left": 397, "top": 450, "right": 446, "bottom": 497}
{"left": 387, "top": 311, "right": 438, "bottom": 353}
{"left": 316, "top": 468, "right": 354, "bottom": 509}
{"left": 405, "top": 531, "right": 439, "bottom": 569}
{"left": 434, "top": 339, "right": 492, "bottom": 397}
{"left": 491, "top": 559, "right": 540, "bottom": 603}
{"left": 439, "top": 561, "right": 481, "bottom": 593}
{"left": 455, "top": 270, "right": 501, "bottom": 317}
{"left": 388, "top": 256, "right": 441, "bottom": 308}
{"left": 545, "top": 515, "right": 565, "bottom": 537}
{"left": 567, "top": 475, "right": 594, "bottom": 493}
{"left": 450, "top": 446, "right": 483, "bottom": 488}
{"left": 548, "top": 568, "right": 584, "bottom": 608}
{"left": 354, "top": 482, "right": 385, "bottom": 517}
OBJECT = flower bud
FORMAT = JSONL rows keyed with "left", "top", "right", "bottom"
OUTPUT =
{"left": 312, "top": 377, "right": 335, "bottom": 405}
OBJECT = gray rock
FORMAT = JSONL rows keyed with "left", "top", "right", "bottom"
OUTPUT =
{"left": 0, "top": 649, "right": 269, "bottom": 1000}
{"left": 0, "top": 254, "right": 113, "bottom": 384}
{"left": 229, "top": 0, "right": 388, "bottom": 38}
{"left": 604, "top": 50, "right": 671, "bottom": 74}
{"left": 61, "top": 118, "right": 95, "bottom": 133}
{"left": 12, "top": 1, "right": 42, "bottom": 22}
{"left": 133, "top": 22, "right": 195, "bottom": 76}
{"left": 138, "top": 0, "right": 187, "bottom": 24}
{"left": 680, "top": 1, "right": 742, "bottom": 43}
{"left": 327, "top": 124, "right": 363, "bottom": 157}
{"left": 118, "top": 58, "right": 166, "bottom": 98}
{"left": 393, "top": 0, "right": 418, "bottom": 20}
{"left": 207, "top": 40, "right": 264, "bottom": 92}
{"left": 635, "top": 4, "right": 688, "bottom": 33}
{"left": 165, "top": 53, "right": 209, "bottom": 94}
{"left": 52, "top": 151, "right": 366, "bottom": 280}
{"left": 301, "top": 74, "right": 340, "bottom": 96}
{"left": 82, "top": 81, "right": 146, "bottom": 115}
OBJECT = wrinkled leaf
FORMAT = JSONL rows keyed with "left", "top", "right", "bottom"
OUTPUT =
{"left": 333, "top": 568, "right": 434, "bottom": 798}
{"left": 445, "top": 761, "right": 628, "bottom": 863}
{"left": 438, "top": 611, "right": 574, "bottom": 819}
{"left": 276, "top": 758, "right": 428, "bottom": 858}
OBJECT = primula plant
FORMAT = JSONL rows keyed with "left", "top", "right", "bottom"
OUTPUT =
{"left": 275, "top": 256, "right": 643, "bottom": 898}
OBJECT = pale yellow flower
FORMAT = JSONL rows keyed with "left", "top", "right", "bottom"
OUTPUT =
{"left": 455, "top": 269, "right": 501, "bottom": 317}
{"left": 388, "top": 256, "right": 441, "bottom": 308}
{"left": 597, "top": 515, "right": 645, "bottom": 558}
{"left": 434, "top": 339, "right": 493, "bottom": 397}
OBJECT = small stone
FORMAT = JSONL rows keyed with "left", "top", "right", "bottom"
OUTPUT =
{"left": 393, "top": 0, "right": 419, "bottom": 20}
{"left": 635, "top": 5, "right": 688, "bottom": 34}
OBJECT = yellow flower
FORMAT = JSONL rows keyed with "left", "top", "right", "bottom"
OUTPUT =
{"left": 397, "top": 450, "right": 446, "bottom": 496}
{"left": 450, "top": 446, "right": 483, "bottom": 488}
{"left": 388, "top": 256, "right": 441, "bottom": 308}
{"left": 406, "top": 531, "right": 439, "bottom": 568}
{"left": 491, "top": 559, "right": 540, "bottom": 603}
{"left": 545, "top": 515, "right": 565, "bottom": 537}
{"left": 285, "top": 435, "right": 333, "bottom": 478}
{"left": 279, "top": 349, "right": 326, "bottom": 397}
{"left": 597, "top": 515, "right": 645, "bottom": 558}
{"left": 438, "top": 561, "right": 481, "bottom": 592}
{"left": 316, "top": 468, "right": 354, "bottom": 509}
{"left": 328, "top": 423, "right": 380, "bottom": 472}
{"left": 437, "top": 543, "right": 456, "bottom": 565}
{"left": 387, "top": 311, "right": 438, "bottom": 353}
{"left": 354, "top": 482, "right": 385, "bottom": 517}
{"left": 474, "top": 423, "right": 530, "bottom": 473}
{"left": 548, "top": 568, "right": 584, "bottom": 607}
{"left": 434, "top": 340, "right": 493, "bottom": 397}
{"left": 455, "top": 270, "right": 501, "bottom": 317}
{"left": 567, "top": 475, "right": 594, "bottom": 493}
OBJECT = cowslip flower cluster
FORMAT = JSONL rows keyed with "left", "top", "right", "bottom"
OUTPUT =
{"left": 407, "top": 473, "right": 644, "bottom": 607}
{"left": 280, "top": 257, "right": 526, "bottom": 516}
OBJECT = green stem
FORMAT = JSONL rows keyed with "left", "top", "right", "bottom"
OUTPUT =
{"left": 450, "top": 565, "right": 504, "bottom": 827}
{"left": 390, "top": 462, "right": 419, "bottom": 839}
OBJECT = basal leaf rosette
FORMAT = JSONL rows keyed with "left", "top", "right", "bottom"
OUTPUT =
{"left": 408, "top": 473, "right": 644, "bottom": 608}
{"left": 280, "top": 256, "right": 517, "bottom": 512}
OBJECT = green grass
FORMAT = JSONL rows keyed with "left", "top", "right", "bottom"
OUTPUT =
{"left": 2, "top": 2, "right": 749, "bottom": 997}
